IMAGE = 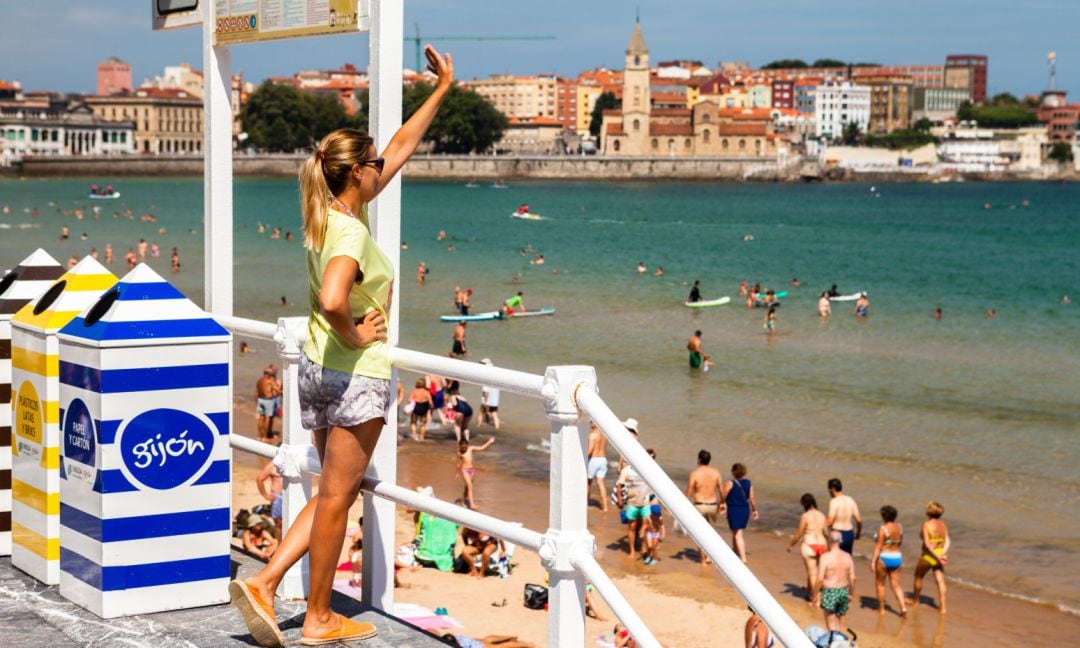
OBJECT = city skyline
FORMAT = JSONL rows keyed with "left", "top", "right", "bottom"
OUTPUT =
{"left": 1, "top": 1, "right": 1076, "bottom": 98}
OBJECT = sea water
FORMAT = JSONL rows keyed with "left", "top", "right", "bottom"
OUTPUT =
{"left": 1, "top": 176, "right": 1077, "bottom": 616}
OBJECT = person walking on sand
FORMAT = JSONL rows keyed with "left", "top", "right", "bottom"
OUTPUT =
{"left": 818, "top": 291, "right": 832, "bottom": 317}
{"left": 910, "top": 501, "right": 951, "bottom": 613}
{"left": 686, "top": 449, "right": 725, "bottom": 565}
{"left": 587, "top": 422, "right": 610, "bottom": 511}
{"left": 255, "top": 367, "right": 279, "bottom": 444}
{"left": 616, "top": 456, "right": 652, "bottom": 561}
{"left": 451, "top": 320, "right": 467, "bottom": 358}
{"left": 723, "top": 463, "right": 758, "bottom": 563}
{"left": 814, "top": 531, "right": 856, "bottom": 633}
{"left": 479, "top": 358, "right": 501, "bottom": 430}
{"left": 228, "top": 44, "right": 454, "bottom": 648}
{"left": 871, "top": 505, "right": 908, "bottom": 616}
{"left": 407, "top": 378, "right": 433, "bottom": 441}
{"left": 826, "top": 478, "right": 862, "bottom": 555}
{"left": 687, "top": 330, "right": 713, "bottom": 370}
{"left": 788, "top": 493, "right": 828, "bottom": 603}
{"left": 457, "top": 436, "right": 495, "bottom": 509}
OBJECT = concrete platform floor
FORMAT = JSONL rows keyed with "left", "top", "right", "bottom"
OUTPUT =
{"left": 0, "top": 550, "right": 447, "bottom": 647}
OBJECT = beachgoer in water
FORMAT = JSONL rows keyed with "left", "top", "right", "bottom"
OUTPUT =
{"left": 451, "top": 320, "right": 467, "bottom": 358}
{"left": 453, "top": 286, "right": 463, "bottom": 313}
{"left": 503, "top": 291, "right": 524, "bottom": 315}
{"left": 67, "top": 256, "right": 78, "bottom": 268}
{"left": 826, "top": 478, "right": 862, "bottom": 554}
{"left": 426, "top": 373, "right": 448, "bottom": 426}
{"left": 170, "top": 247, "right": 180, "bottom": 272}
{"left": 456, "top": 436, "right": 494, "bottom": 509}
{"left": 90, "top": 247, "right": 99, "bottom": 260}
{"left": 587, "top": 422, "right": 610, "bottom": 512}
{"left": 791, "top": 277, "right": 800, "bottom": 287}
{"left": 437, "top": 229, "right": 446, "bottom": 241}
{"left": 910, "top": 501, "right": 950, "bottom": 614}
{"left": 460, "top": 289, "right": 472, "bottom": 315}
{"left": 243, "top": 518, "right": 279, "bottom": 560}
{"left": 535, "top": 254, "right": 545, "bottom": 265}
{"left": 854, "top": 293, "right": 870, "bottom": 317}
{"left": 827, "top": 284, "right": 840, "bottom": 298}
{"left": 986, "top": 308, "right": 996, "bottom": 318}
{"left": 723, "top": 463, "right": 758, "bottom": 563}
{"left": 814, "top": 531, "right": 856, "bottom": 633}
{"left": 788, "top": 493, "right": 828, "bottom": 603}
{"left": 104, "top": 243, "right": 114, "bottom": 265}
{"left": 740, "top": 280, "right": 749, "bottom": 297}
{"left": 653, "top": 266, "right": 663, "bottom": 276}
{"left": 138, "top": 239, "right": 148, "bottom": 262}
{"left": 59, "top": 225, "right": 69, "bottom": 240}
{"left": 933, "top": 307, "right": 942, "bottom": 320}
{"left": 125, "top": 248, "right": 137, "bottom": 268}
{"left": 871, "top": 505, "right": 908, "bottom": 615}
{"left": 688, "top": 280, "right": 702, "bottom": 303}
{"left": 744, "top": 608, "right": 775, "bottom": 648}
{"left": 417, "top": 261, "right": 427, "bottom": 285}
{"left": 818, "top": 292, "right": 831, "bottom": 318}
{"left": 479, "top": 358, "right": 501, "bottom": 430}
{"left": 151, "top": 242, "right": 160, "bottom": 258}
{"left": 240, "top": 341, "right": 253, "bottom": 354}
{"left": 407, "top": 378, "right": 434, "bottom": 441}
{"left": 446, "top": 381, "right": 473, "bottom": 442}
{"left": 228, "top": 45, "right": 454, "bottom": 648}
{"left": 687, "top": 330, "right": 713, "bottom": 371}
{"left": 764, "top": 306, "right": 778, "bottom": 334}
{"left": 686, "top": 449, "right": 725, "bottom": 565}
{"left": 636, "top": 261, "right": 646, "bottom": 274}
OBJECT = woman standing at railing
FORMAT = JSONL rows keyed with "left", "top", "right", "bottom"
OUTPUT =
{"left": 228, "top": 45, "right": 455, "bottom": 648}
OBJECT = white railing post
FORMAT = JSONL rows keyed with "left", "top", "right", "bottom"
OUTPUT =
{"left": 361, "top": 0, "right": 403, "bottom": 613}
{"left": 273, "top": 316, "right": 313, "bottom": 600}
{"left": 539, "top": 366, "right": 597, "bottom": 647}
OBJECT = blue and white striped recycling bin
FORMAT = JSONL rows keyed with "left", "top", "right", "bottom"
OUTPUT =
{"left": 56, "top": 264, "right": 233, "bottom": 618}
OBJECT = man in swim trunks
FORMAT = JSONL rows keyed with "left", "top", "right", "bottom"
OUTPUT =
{"left": 452, "top": 320, "right": 467, "bottom": 358}
{"left": 616, "top": 459, "right": 652, "bottom": 560}
{"left": 854, "top": 293, "right": 870, "bottom": 317}
{"left": 826, "top": 478, "right": 862, "bottom": 555}
{"left": 586, "top": 422, "right": 610, "bottom": 512}
{"left": 686, "top": 449, "right": 725, "bottom": 565}
{"left": 815, "top": 531, "right": 856, "bottom": 632}
{"left": 255, "top": 366, "right": 279, "bottom": 443}
{"left": 687, "top": 330, "right": 712, "bottom": 370}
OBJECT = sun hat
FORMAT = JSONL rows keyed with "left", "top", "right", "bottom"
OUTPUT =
{"left": 623, "top": 417, "right": 639, "bottom": 433}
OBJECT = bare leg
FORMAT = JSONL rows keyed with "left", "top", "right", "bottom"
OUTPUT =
{"left": 875, "top": 564, "right": 887, "bottom": 613}
{"left": 409, "top": 416, "right": 418, "bottom": 440}
{"left": 627, "top": 518, "right": 639, "bottom": 560}
{"left": 889, "top": 568, "right": 908, "bottom": 614}
{"left": 801, "top": 550, "right": 817, "bottom": 602}
{"left": 910, "top": 560, "right": 928, "bottom": 605}
{"left": 462, "top": 470, "right": 476, "bottom": 509}
{"left": 933, "top": 568, "right": 948, "bottom": 613}
{"left": 596, "top": 477, "right": 608, "bottom": 512}
{"left": 302, "top": 418, "right": 383, "bottom": 637}
{"left": 491, "top": 411, "right": 500, "bottom": 430}
{"left": 732, "top": 529, "right": 747, "bottom": 562}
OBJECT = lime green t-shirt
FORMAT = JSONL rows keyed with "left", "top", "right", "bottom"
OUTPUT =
{"left": 303, "top": 208, "right": 394, "bottom": 379}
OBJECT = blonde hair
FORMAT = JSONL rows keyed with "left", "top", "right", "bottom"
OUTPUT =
{"left": 299, "top": 128, "right": 374, "bottom": 252}
{"left": 926, "top": 501, "right": 944, "bottom": 518}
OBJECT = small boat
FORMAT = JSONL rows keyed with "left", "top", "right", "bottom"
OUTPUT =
{"left": 510, "top": 212, "right": 544, "bottom": 221}
{"left": 684, "top": 297, "right": 731, "bottom": 308}
{"left": 440, "top": 311, "right": 504, "bottom": 322}
{"left": 829, "top": 292, "right": 865, "bottom": 302}
{"left": 88, "top": 192, "right": 120, "bottom": 200}
{"left": 465, "top": 181, "right": 478, "bottom": 188}
{"left": 509, "top": 307, "right": 554, "bottom": 318}
{"left": 491, "top": 181, "right": 509, "bottom": 189}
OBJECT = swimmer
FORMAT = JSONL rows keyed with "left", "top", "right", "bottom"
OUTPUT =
{"left": 688, "top": 280, "right": 702, "bottom": 303}
{"left": 438, "top": 229, "right": 446, "bottom": 241}
{"left": 791, "top": 277, "right": 800, "bottom": 287}
{"left": 764, "top": 306, "right": 778, "bottom": 334}
{"left": 854, "top": 293, "right": 870, "bottom": 317}
{"left": 417, "top": 261, "right": 427, "bottom": 285}
{"left": 818, "top": 292, "right": 832, "bottom": 317}
{"left": 637, "top": 261, "right": 647, "bottom": 274}
{"left": 933, "top": 308, "right": 942, "bottom": 320}
{"left": 986, "top": 308, "right": 996, "bottom": 318}
{"left": 653, "top": 266, "right": 663, "bottom": 276}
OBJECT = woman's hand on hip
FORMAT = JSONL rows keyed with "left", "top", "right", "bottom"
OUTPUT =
{"left": 356, "top": 310, "right": 388, "bottom": 346}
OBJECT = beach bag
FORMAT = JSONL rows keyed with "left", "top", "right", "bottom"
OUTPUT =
{"left": 403, "top": 400, "right": 416, "bottom": 415}
{"left": 523, "top": 583, "right": 548, "bottom": 610}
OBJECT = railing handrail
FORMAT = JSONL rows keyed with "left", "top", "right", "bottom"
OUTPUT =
{"left": 221, "top": 314, "right": 810, "bottom": 647}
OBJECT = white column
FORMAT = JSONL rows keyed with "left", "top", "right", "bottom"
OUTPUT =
{"left": 274, "top": 316, "right": 314, "bottom": 600}
{"left": 539, "top": 366, "right": 597, "bottom": 647}
{"left": 361, "top": 0, "right": 403, "bottom": 614}
{"left": 202, "top": 1, "right": 233, "bottom": 316}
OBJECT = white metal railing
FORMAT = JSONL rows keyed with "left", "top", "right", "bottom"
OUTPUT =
{"left": 221, "top": 315, "right": 810, "bottom": 648}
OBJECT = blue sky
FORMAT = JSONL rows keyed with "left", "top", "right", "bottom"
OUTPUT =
{"left": 1, "top": 1, "right": 1076, "bottom": 98}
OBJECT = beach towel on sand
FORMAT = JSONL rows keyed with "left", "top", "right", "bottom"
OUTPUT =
{"left": 414, "top": 512, "right": 459, "bottom": 572}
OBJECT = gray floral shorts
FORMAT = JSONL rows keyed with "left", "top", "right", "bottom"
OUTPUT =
{"left": 298, "top": 354, "right": 391, "bottom": 429}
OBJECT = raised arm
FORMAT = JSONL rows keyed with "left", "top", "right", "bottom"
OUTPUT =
{"left": 375, "top": 45, "right": 454, "bottom": 195}
{"left": 476, "top": 437, "right": 496, "bottom": 451}
{"left": 255, "top": 462, "right": 275, "bottom": 502}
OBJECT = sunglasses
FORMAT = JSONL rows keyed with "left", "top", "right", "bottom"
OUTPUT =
{"left": 357, "top": 157, "right": 385, "bottom": 174}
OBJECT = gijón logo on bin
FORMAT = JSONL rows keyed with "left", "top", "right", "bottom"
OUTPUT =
{"left": 118, "top": 408, "right": 214, "bottom": 490}
{"left": 63, "top": 398, "right": 97, "bottom": 487}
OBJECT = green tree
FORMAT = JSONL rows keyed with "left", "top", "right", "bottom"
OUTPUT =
{"left": 988, "top": 92, "right": 1020, "bottom": 105}
{"left": 913, "top": 117, "right": 933, "bottom": 132}
{"left": 840, "top": 122, "right": 863, "bottom": 145}
{"left": 401, "top": 83, "right": 507, "bottom": 153}
{"left": 954, "top": 99, "right": 1038, "bottom": 128}
{"left": 241, "top": 81, "right": 353, "bottom": 151}
{"left": 865, "top": 129, "right": 936, "bottom": 150}
{"left": 812, "top": 58, "right": 846, "bottom": 68}
{"left": 1048, "top": 141, "right": 1074, "bottom": 163}
{"left": 589, "top": 91, "right": 620, "bottom": 138}
{"left": 762, "top": 59, "right": 808, "bottom": 70}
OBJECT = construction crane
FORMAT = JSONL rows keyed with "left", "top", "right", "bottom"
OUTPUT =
{"left": 405, "top": 23, "right": 555, "bottom": 74}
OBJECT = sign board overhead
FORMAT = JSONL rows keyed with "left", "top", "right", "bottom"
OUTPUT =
{"left": 214, "top": 0, "right": 369, "bottom": 45}
{"left": 153, "top": 0, "right": 201, "bottom": 30}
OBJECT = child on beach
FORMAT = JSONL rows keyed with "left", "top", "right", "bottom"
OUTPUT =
{"left": 457, "top": 436, "right": 495, "bottom": 509}
{"left": 644, "top": 498, "right": 666, "bottom": 566}
{"left": 407, "top": 378, "right": 434, "bottom": 441}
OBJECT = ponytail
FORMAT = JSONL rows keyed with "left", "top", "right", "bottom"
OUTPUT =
{"left": 299, "top": 128, "right": 375, "bottom": 252}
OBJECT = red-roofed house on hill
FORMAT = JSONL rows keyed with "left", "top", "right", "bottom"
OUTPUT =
{"left": 600, "top": 21, "right": 779, "bottom": 158}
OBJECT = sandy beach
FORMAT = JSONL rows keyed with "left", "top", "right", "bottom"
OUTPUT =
{"left": 228, "top": 406, "right": 1080, "bottom": 646}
